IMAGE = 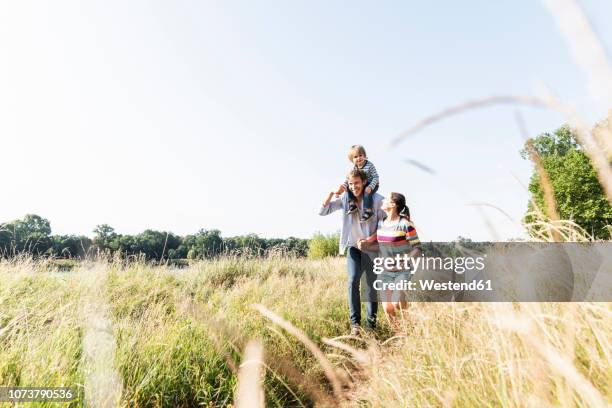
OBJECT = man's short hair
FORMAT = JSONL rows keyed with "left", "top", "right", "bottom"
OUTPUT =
{"left": 347, "top": 168, "right": 367, "bottom": 182}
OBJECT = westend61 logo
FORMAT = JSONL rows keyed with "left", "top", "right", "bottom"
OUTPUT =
{"left": 372, "top": 254, "right": 487, "bottom": 275}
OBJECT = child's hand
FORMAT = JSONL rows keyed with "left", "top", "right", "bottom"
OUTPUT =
{"left": 365, "top": 186, "right": 372, "bottom": 194}
{"left": 335, "top": 185, "right": 346, "bottom": 196}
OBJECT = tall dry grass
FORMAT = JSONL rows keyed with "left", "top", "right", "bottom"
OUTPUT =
{"left": 340, "top": 1, "right": 612, "bottom": 406}
{"left": 338, "top": 303, "right": 611, "bottom": 407}
{"left": 2, "top": 1, "right": 612, "bottom": 407}
{"left": 1, "top": 258, "right": 609, "bottom": 406}
{"left": 0, "top": 257, "right": 352, "bottom": 406}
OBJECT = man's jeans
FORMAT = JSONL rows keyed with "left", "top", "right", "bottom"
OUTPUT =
{"left": 347, "top": 246, "right": 378, "bottom": 328}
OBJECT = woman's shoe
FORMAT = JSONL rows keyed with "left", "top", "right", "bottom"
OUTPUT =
{"left": 350, "top": 325, "right": 361, "bottom": 336}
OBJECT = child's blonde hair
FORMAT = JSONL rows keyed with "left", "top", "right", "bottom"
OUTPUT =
{"left": 347, "top": 145, "right": 367, "bottom": 162}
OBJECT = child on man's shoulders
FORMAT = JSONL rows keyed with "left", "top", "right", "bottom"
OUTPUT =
{"left": 335, "top": 144, "right": 380, "bottom": 223}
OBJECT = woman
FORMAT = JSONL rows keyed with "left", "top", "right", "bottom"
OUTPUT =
{"left": 358, "top": 192, "right": 422, "bottom": 328}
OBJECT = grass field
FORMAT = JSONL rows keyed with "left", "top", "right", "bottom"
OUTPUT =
{"left": 0, "top": 258, "right": 610, "bottom": 407}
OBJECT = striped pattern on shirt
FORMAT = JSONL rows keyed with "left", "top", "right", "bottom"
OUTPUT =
{"left": 376, "top": 218, "right": 421, "bottom": 247}
{"left": 343, "top": 159, "right": 380, "bottom": 190}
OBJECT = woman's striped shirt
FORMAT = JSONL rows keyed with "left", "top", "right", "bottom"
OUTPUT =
{"left": 376, "top": 217, "right": 421, "bottom": 269}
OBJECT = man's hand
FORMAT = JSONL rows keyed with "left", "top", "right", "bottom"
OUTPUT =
{"left": 322, "top": 191, "right": 336, "bottom": 208}
{"left": 334, "top": 185, "right": 346, "bottom": 197}
{"left": 365, "top": 186, "right": 372, "bottom": 194}
{"left": 357, "top": 239, "right": 367, "bottom": 250}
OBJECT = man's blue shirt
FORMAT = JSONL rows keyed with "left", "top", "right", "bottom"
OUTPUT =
{"left": 319, "top": 192, "right": 384, "bottom": 254}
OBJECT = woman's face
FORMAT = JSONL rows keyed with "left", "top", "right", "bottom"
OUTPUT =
{"left": 381, "top": 197, "right": 396, "bottom": 212}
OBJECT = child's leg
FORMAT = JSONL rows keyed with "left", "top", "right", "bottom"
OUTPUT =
{"left": 344, "top": 185, "right": 358, "bottom": 214}
{"left": 346, "top": 187, "right": 356, "bottom": 204}
{"left": 346, "top": 187, "right": 358, "bottom": 214}
{"left": 363, "top": 185, "right": 379, "bottom": 211}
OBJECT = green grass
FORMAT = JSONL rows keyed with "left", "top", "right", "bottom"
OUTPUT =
{"left": 0, "top": 258, "right": 349, "bottom": 407}
{"left": 0, "top": 258, "right": 610, "bottom": 407}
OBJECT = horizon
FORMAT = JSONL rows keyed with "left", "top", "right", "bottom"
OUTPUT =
{"left": 1, "top": 212, "right": 506, "bottom": 242}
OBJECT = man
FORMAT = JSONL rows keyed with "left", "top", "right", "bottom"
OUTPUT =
{"left": 319, "top": 168, "right": 384, "bottom": 335}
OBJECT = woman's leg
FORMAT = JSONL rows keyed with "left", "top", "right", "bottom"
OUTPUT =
{"left": 383, "top": 275, "right": 409, "bottom": 331}
{"left": 382, "top": 288, "right": 399, "bottom": 329}
{"left": 383, "top": 301, "right": 396, "bottom": 317}
{"left": 393, "top": 301, "right": 410, "bottom": 330}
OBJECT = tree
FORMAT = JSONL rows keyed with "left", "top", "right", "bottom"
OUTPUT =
{"left": 0, "top": 215, "right": 314, "bottom": 260}
{"left": 133, "top": 230, "right": 180, "bottom": 260}
{"left": 0, "top": 214, "right": 52, "bottom": 255}
{"left": 307, "top": 232, "right": 340, "bottom": 259}
{"left": 521, "top": 125, "right": 612, "bottom": 239}
{"left": 51, "top": 235, "right": 92, "bottom": 258}
{"left": 0, "top": 223, "right": 12, "bottom": 256}
{"left": 93, "top": 224, "right": 117, "bottom": 251}
{"left": 182, "top": 229, "right": 223, "bottom": 258}
{"left": 227, "top": 233, "right": 265, "bottom": 256}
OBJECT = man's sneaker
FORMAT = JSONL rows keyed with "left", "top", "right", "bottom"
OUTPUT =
{"left": 346, "top": 203, "right": 358, "bottom": 215}
{"left": 350, "top": 325, "right": 361, "bottom": 336}
{"left": 360, "top": 210, "right": 373, "bottom": 223}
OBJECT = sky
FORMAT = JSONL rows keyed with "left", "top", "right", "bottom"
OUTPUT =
{"left": 1, "top": 1, "right": 611, "bottom": 241}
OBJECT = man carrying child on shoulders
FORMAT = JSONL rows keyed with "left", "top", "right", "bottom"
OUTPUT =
{"left": 319, "top": 168, "right": 384, "bottom": 335}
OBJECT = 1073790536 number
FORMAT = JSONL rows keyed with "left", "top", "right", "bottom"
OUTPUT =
{"left": 0, "top": 387, "right": 78, "bottom": 402}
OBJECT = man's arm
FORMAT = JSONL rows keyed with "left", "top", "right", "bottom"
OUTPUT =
{"left": 319, "top": 191, "right": 344, "bottom": 216}
{"left": 364, "top": 232, "right": 377, "bottom": 242}
{"left": 334, "top": 183, "right": 346, "bottom": 196}
{"left": 358, "top": 233, "right": 379, "bottom": 253}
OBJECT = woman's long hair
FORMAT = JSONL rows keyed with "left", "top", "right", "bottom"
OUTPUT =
{"left": 390, "top": 192, "right": 410, "bottom": 220}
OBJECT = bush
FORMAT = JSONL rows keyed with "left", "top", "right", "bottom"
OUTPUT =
{"left": 307, "top": 232, "right": 340, "bottom": 259}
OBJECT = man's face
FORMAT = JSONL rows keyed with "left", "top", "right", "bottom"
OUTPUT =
{"left": 348, "top": 176, "right": 364, "bottom": 197}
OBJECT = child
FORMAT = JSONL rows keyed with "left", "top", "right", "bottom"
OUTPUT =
{"left": 335, "top": 145, "right": 380, "bottom": 222}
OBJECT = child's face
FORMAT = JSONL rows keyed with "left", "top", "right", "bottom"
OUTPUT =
{"left": 352, "top": 153, "right": 366, "bottom": 167}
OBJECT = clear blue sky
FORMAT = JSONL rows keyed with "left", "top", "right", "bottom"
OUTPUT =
{"left": 1, "top": 1, "right": 611, "bottom": 241}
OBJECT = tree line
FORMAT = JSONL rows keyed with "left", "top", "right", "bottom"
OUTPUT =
{"left": 0, "top": 215, "right": 309, "bottom": 260}
{"left": 3, "top": 120, "right": 609, "bottom": 263}
{"left": 521, "top": 122, "right": 612, "bottom": 239}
